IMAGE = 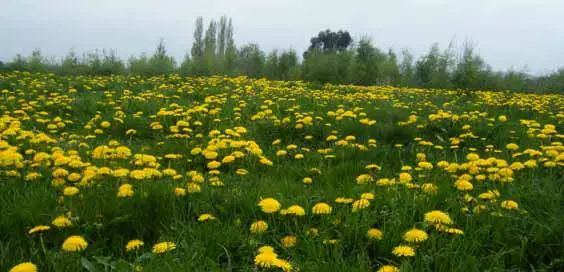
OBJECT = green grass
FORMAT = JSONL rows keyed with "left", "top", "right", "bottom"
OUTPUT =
{"left": 0, "top": 72, "right": 563, "bottom": 271}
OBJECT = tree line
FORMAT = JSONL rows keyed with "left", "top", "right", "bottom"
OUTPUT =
{"left": 1, "top": 16, "right": 563, "bottom": 92}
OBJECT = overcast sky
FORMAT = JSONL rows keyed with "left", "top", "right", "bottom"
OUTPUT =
{"left": 1, "top": 0, "right": 563, "bottom": 74}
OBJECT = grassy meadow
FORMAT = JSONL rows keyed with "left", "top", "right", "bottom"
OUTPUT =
{"left": 1, "top": 71, "right": 563, "bottom": 271}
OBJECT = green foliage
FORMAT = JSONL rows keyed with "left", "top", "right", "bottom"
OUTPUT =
{"left": 148, "top": 39, "right": 176, "bottom": 75}
{"left": 534, "top": 68, "right": 564, "bottom": 92}
{"left": 204, "top": 20, "right": 217, "bottom": 58}
{"left": 127, "top": 40, "right": 176, "bottom": 76}
{"left": 217, "top": 16, "right": 228, "bottom": 57}
{"left": 302, "top": 49, "right": 354, "bottom": 84}
{"left": 502, "top": 70, "right": 530, "bottom": 91}
{"left": 178, "top": 53, "right": 191, "bottom": 76}
{"left": 353, "top": 39, "right": 378, "bottom": 85}
{"left": 60, "top": 49, "right": 82, "bottom": 75}
{"left": 452, "top": 42, "right": 486, "bottom": 90}
{"left": 188, "top": 16, "right": 237, "bottom": 76}
{"left": 382, "top": 49, "right": 401, "bottom": 85}
{"left": 238, "top": 43, "right": 265, "bottom": 78}
{"left": 264, "top": 49, "right": 300, "bottom": 80}
{"left": 2, "top": 20, "right": 564, "bottom": 92}
{"left": 399, "top": 49, "right": 415, "bottom": 86}
{"left": 9, "top": 54, "right": 28, "bottom": 71}
{"left": 191, "top": 17, "right": 204, "bottom": 59}
{"left": 353, "top": 39, "right": 386, "bottom": 85}
{"left": 28, "top": 49, "right": 48, "bottom": 72}
{"left": 223, "top": 18, "right": 238, "bottom": 76}
{"left": 415, "top": 43, "right": 456, "bottom": 89}
{"left": 279, "top": 50, "right": 300, "bottom": 80}
{"left": 128, "top": 53, "right": 150, "bottom": 75}
{"left": 264, "top": 50, "right": 280, "bottom": 79}
{"left": 86, "top": 50, "right": 125, "bottom": 75}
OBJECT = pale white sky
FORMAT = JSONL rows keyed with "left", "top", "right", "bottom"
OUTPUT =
{"left": 1, "top": 0, "right": 563, "bottom": 74}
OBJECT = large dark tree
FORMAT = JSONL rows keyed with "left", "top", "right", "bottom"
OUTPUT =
{"left": 304, "top": 29, "right": 352, "bottom": 58}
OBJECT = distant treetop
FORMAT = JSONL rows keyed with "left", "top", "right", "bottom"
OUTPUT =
{"left": 304, "top": 29, "right": 352, "bottom": 58}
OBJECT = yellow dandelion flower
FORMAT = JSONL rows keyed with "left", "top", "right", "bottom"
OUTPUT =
{"left": 222, "top": 155, "right": 236, "bottom": 163}
{"left": 335, "top": 197, "right": 354, "bottom": 204}
{"left": 356, "top": 174, "right": 373, "bottom": 184}
{"left": 258, "top": 198, "right": 281, "bottom": 213}
{"left": 174, "top": 187, "right": 186, "bottom": 196}
{"left": 351, "top": 199, "right": 370, "bottom": 212}
{"left": 312, "top": 202, "right": 332, "bottom": 215}
{"left": 207, "top": 160, "right": 221, "bottom": 169}
{"left": 198, "top": 214, "right": 217, "bottom": 222}
{"left": 118, "top": 184, "right": 134, "bottom": 198}
{"left": 500, "top": 200, "right": 519, "bottom": 210}
{"left": 377, "top": 265, "right": 400, "bottom": 272}
{"left": 367, "top": 228, "right": 383, "bottom": 240}
{"left": 100, "top": 121, "right": 111, "bottom": 128}
{"left": 305, "top": 228, "right": 319, "bottom": 237}
{"left": 62, "top": 235, "right": 88, "bottom": 252}
{"left": 52, "top": 215, "right": 72, "bottom": 228}
{"left": 466, "top": 153, "right": 480, "bottom": 161}
{"left": 399, "top": 172, "right": 412, "bottom": 183}
{"left": 235, "top": 169, "right": 248, "bottom": 175}
{"left": 28, "top": 225, "right": 50, "bottom": 234}
{"left": 259, "top": 157, "right": 273, "bottom": 166}
{"left": 258, "top": 245, "right": 275, "bottom": 254}
{"left": 323, "top": 239, "right": 339, "bottom": 245}
{"left": 280, "top": 235, "right": 297, "bottom": 248}
{"left": 9, "top": 262, "right": 37, "bottom": 272}
{"left": 190, "top": 147, "right": 202, "bottom": 155}
{"left": 250, "top": 220, "right": 268, "bottom": 233}
{"left": 254, "top": 252, "right": 278, "bottom": 268}
{"left": 455, "top": 179, "right": 473, "bottom": 191}
{"left": 424, "top": 210, "right": 453, "bottom": 225}
{"left": 187, "top": 183, "right": 201, "bottom": 193}
{"left": 152, "top": 241, "right": 176, "bottom": 254}
{"left": 125, "top": 129, "right": 137, "bottom": 136}
{"left": 63, "top": 186, "right": 79, "bottom": 196}
{"left": 366, "top": 164, "right": 381, "bottom": 170}
{"left": 274, "top": 259, "right": 292, "bottom": 271}
{"left": 280, "top": 205, "right": 306, "bottom": 216}
{"left": 403, "top": 228, "right": 428, "bottom": 243}
{"left": 392, "top": 245, "right": 415, "bottom": 257}
{"left": 361, "top": 192, "right": 375, "bottom": 200}
{"left": 126, "top": 239, "right": 144, "bottom": 251}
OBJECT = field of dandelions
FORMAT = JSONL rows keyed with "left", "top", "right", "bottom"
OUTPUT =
{"left": 1, "top": 71, "right": 563, "bottom": 272}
